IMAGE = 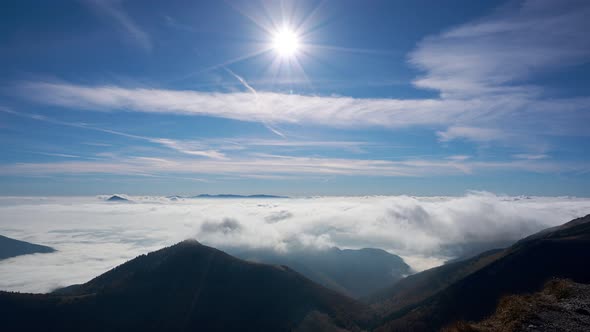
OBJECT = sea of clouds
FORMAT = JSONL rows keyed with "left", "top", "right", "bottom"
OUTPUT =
{"left": 0, "top": 192, "right": 589, "bottom": 293}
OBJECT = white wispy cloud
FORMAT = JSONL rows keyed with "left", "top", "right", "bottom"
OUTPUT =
{"left": 8, "top": 0, "right": 590, "bottom": 156}
{"left": 35, "top": 152, "right": 81, "bottom": 159}
{"left": 85, "top": 0, "right": 151, "bottom": 50}
{"left": 437, "top": 126, "right": 505, "bottom": 142}
{"left": 149, "top": 138, "right": 227, "bottom": 160}
{"left": 0, "top": 107, "right": 228, "bottom": 160}
{"left": 16, "top": 82, "right": 469, "bottom": 127}
{"left": 0, "top": 194, "right": 588, "bottom": 292}
{"left": 2, "top": 106, "right": 373, "bottom": 155}
{"left": 229, "top": 138, "right": 367, "bottom": 148}
{"left": 409, "top": 0, "right": 590, "bottom": 97}
{"left": 163, "top": 15, "right": 198, "bottom": 33}
{"left": 16, "top": 81, "right": 589, "bottom": 137}
{"left": 223, "top": 67, "right": 286, "bottom": 137}
{"left": 1, "top": 104, "right": 584, "bottom": 177}
{"left": 0, "top": 153, "right": 584, "bottom": 179}
{"left": 513, "top": 153, "right": 549, "bottom": 160}
{"left": 446, "top": 155, "right": 471, "bottom": 161}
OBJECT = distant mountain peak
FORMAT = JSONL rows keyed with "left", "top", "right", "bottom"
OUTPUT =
{"left": 176, "top": 238, "right": 202, "bottom": 247}
{"left": 106, "top": 195, "right": 129, "bottom": 202}
{"left": 8, "top": 239, "right": 372, "bottom": 332}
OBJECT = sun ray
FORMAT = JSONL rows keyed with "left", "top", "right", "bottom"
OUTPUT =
{"left": 306, "top": 43, "right": 400, "bottom": 56}
{"left": 167, "top": 47, "right": 272, "bottom": 84}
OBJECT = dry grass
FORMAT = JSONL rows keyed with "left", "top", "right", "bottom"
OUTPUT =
{"left": 543, "top": 278, "right": 574, "bottom": 300}
{"left": 440, "top": 320, "right": 480, "bottom": 332}
{"left": 443, "top": 278, "right": 575, "bottom": 332}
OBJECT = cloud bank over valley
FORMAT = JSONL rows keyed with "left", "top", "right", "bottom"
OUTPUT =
{"left": 0, "top": 193, "right": 589, "bottom": 293}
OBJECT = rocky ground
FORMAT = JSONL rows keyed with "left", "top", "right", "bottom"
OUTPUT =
{"left": 444, "top": 279, "right": 590, "bottom": 332}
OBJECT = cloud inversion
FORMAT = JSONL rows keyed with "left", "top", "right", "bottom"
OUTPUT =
{"left": 0, "top": 193, "right": 588, "bottom": 293}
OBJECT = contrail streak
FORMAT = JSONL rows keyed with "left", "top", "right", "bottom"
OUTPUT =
{"left": 223, "top": 67, "right": 286, "bottom": 138}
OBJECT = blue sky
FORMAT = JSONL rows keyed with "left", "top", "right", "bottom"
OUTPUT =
{"left": 1, "top": 0, "right": 589, "bottom": 196}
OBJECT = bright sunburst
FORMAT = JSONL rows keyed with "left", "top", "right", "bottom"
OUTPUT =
{"left": 272, "top": 27, "right": 300, "bottom": 57}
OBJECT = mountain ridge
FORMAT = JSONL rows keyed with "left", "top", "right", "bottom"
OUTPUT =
{"left": 373, "top": 214, "right": 590, "bottom": 331}
{"left": 0, "top": 234, "right": 55, "bottom": 260}
{"left": 2, "top": 239, "right": 373, "bottom": 332}
{"left": 230, "top": 246, "right": 411, "bottom": 298}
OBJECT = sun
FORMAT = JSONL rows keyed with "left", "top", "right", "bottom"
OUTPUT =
{"left": 272, "top": 28, "right": 300, "bottom": 57}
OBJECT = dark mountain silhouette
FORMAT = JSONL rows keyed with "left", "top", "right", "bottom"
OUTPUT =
{"left": 1, "top": 240, "right": 373, "bottom": 332}
{"left": 193, "top": 194, "right": 288, "bottom": 198}
{"left": 231, "top": 247, "right": 411, "bottom": 298}
{"left": 106, "top": 195, "right": 129, "bottom": 202}
{"left": 0, "top": 234, "right": 55, "bottom": 260}
{"left": 373, "top": 214, "right": 590, "bottom": 331}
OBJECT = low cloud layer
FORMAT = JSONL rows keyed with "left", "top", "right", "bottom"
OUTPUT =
{"left": 0, "top": 193, "right": 589, "bottom": 293}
